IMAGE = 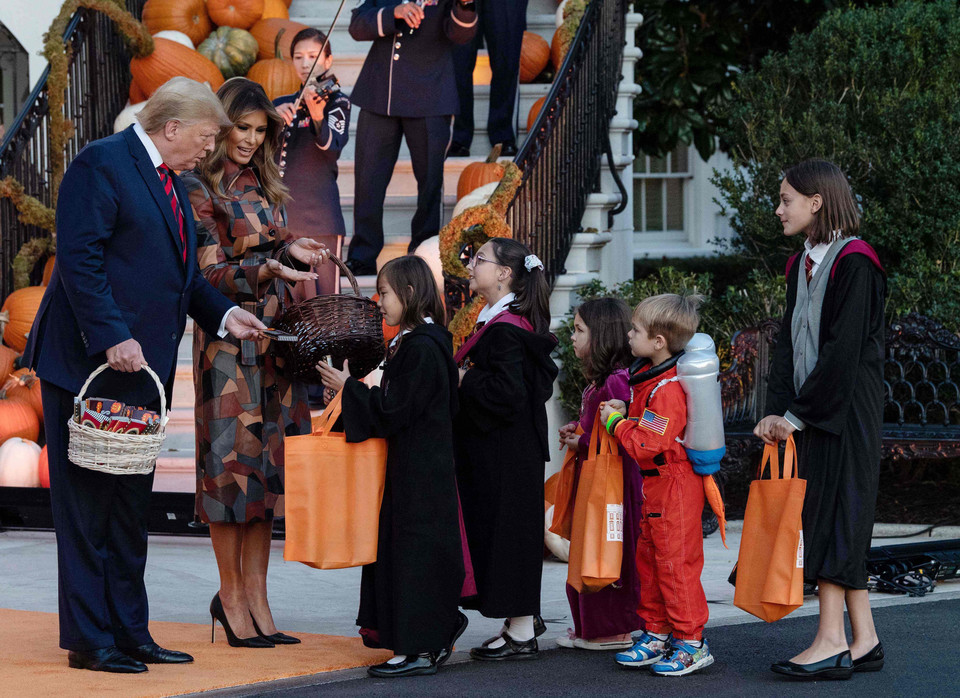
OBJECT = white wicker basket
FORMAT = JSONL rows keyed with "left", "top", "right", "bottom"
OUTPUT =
{"left": 67, "top": 363, "right": 168, "bottom": 475}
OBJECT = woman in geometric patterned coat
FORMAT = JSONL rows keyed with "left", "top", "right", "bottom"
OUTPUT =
{"left": 181, "top": 78, "right": 328, "bottom": 647}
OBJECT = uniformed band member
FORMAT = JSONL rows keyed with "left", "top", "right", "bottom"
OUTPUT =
{"left": 274, "top": 28, "right": 351, "bottom": 299}
{"left": 345, "top": 0, "right": 478, "bottom": 277}
{"left": 450, "top": 0, "right": 529, "bottom": 157}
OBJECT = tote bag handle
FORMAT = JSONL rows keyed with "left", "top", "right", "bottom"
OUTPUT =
{"left": 588, "top": 407, "right": 618, "bottom": 457}
{"left": 757, "top": 434, "right": 797, "bottom": 481}
{"left": 313, "top": 390, "right": 343, "bottom": 435}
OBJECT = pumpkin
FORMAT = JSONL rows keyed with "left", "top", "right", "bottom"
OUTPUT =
{"left": 130, "top": 38, "right": 225, "bottom": 98}
{"left": 0, "top": 400, "right": 40, "bottom": 446}
{"left": 142, "top": 0, "right": 212, "bottom": 47}
{"left": 3, "top": 368, "right": 43, "bottom": 424}
{"left": 451, "top": 180, "right": 499, "bottom": 219}
{"left": 207, "top": 0, "right": 265, "bottom": 31}
{"left": 527, "top": 96, "right": 546, "bottom": 132}
{"left": 197, "top": 27, "right": 260, "bottom": 80}
{"left": 544, "top": 506, "right": 570, "bottom": 561}
{"left": 1, "top": 285, "right": 44, "bottom": 352}
{"left": 114, "top": 101, "right": 147, "bottom": 134}
{"left": 129, "top": 78, "right": 147, "bottom": 104}
{"left": 260, "top": 0, "right": 289, "bottom": 20}
{"left": 152, "top": 29, "right": 194, "bottom": 50}
{"left": 246, "top": 30, "right": 300, "bottom": 100}
{"left": 250, "top": 18, "right": 310, "bottom": 61}
{"left": 38, "top": 446, "right": 50, "bottom": 488}
{"left": 0, "top": 345, "right": 18, "bottom": 385}
{"left": 555, "top": 0, "right": 567, "bottom": 28}
{"left": 456, "top": 145, "right": 506, "bottom": 201}
{"left": 282, "top": 0, "right": 292, "bottom": 6}
{"left": 519, "top": 32, "right": 550, "bottom": 84}
{"left": 0, "top": 438, "right": 41, "bottom": 488}
{"left": 552, "top": 25, "right": 575, "bottom": 70}
{"left": 41, "top": 256, "right": 55, "bottom": 286}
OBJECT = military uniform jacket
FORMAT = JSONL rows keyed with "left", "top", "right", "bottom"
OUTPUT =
{"left": 349, "top": 0, "right": 477, "bottom": 117}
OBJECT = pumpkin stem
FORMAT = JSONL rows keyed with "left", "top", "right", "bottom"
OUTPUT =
{"left": 275, "top": 28, "right": 286, "bottom": 60}
{"left": 486, "top": 144, "right": 503, "bottom": 163}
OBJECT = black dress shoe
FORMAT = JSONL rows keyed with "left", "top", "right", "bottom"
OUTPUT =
{"left": 120, "top": 642, "right": 194, "bottom": 664}
{"left": 447, "top": 143, "right": 471, "bottom": 158}
{"left": 470, "top": 633, "right": 539, "bottom": 661}
{"left": 367, "top": 653, "right": 438, "bottom": 677}
{"left": 68, "top": 646, "right": 147, "bottom": 673}
{"left": 852, "top": 642, "right": 884, "bottom": 672}
{"left": 499, "top": 142, "right": 518, "bottom": 157}
{"left": 436, "top": 611, "right": 469, "bottom": 666}
{"left": 771, "top": 650, "right": 853, "bottom": 680}
{"left": 481, "top": 615, "right": 546, "bottom": 647}
{"left": 343, "top": 258, "right": 377, "bottom": 276}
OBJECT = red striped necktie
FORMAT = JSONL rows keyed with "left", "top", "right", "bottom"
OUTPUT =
{"left": 804, "top": 254, "right": 814, "bottom": 284}
{"left": 157, "top": 164, "right": 186, "bottom": 263}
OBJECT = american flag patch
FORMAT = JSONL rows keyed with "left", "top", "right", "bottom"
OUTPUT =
{"left": 639, "top": 408, "right": 669, "bottom": 435}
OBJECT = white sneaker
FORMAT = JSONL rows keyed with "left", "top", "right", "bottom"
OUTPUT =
{"left": 575, "top": 637, "right": 635, "bottom": 650}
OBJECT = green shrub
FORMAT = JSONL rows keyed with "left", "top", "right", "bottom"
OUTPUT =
{"left": 712, "top": 0, "right": 960, "bottom": 331}
{"left": 555, "top": 265, "right": 785, "bottom": 417}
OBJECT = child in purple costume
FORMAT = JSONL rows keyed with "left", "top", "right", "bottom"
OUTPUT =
{"left": 557, "top": 298, "right": 643, "bottom": 649}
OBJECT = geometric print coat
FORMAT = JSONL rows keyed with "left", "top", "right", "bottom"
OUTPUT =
{"left": 182, "top": 160, "right": 311, "bottom": 524}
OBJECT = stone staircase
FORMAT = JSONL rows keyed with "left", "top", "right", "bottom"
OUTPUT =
{"left": 154, "top": 1, "right": 642, "bottom": 491}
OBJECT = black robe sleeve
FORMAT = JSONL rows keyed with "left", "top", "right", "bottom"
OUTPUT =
{"left": 787, "top": 255, "right": 885, "bottom": 435}
{"left": 340, "top": 337, "right": 442, "bottom": 443}
{"left": 765, "top": 264, "right": 800, "bottom": 418}
{"left": 458, "top": 327, "right": 527, "bottom": 432}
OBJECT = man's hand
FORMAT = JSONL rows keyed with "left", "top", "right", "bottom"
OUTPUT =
{"left": 288, "top": 238, "right": 330, "bottom": 267}
{"left": 753, "top": 415, "right": 796, "bottom": 445}
{"left": 225, "top": 308, "right": 266, "bottom": 341}
{"left": 106, "top": 338, "right": 147, "bottom": 373}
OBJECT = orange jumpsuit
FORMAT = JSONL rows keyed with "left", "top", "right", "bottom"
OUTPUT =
{"left": 611, "top": 359, "right": 709, "bottom": 641}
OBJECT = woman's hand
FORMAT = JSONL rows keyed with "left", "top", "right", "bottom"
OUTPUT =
{"left": 276, "top": 102, "right": 296, "bottom": 126}
{"left": 262, "top": 258, "right": 319, "bottom": 284}
{"left": 288, "top": 238, "right": 329, "bottom": 267}
{"left": 394, "top": 1, "right": 424, "bottom": 27}
{"left": 317, "top": 359, "right": 351, "bottom": 392}
{"left": 304, "top": 86, "right": 329, "bottom": 123}
{"left": 753, "top": 415, "right": 796, "bottom": 445}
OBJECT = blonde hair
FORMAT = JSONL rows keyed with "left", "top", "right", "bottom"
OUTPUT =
{"left": 633, "top": 293, "right": 703, "bottom": 354}
{"left": 136, "top": 77, "right": 231, "bottom": 134}
{"left": 197, "top": 78, "right": 289, "bottom": 207}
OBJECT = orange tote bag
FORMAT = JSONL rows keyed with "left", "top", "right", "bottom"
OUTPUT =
{"left": 283, "top": 390, "right": 388, "bottom": 569}
{"left": 567, "top": 414, "right": 624, "bottom": 593}
{"left": 733, "top": 435, "right": 807, "bottom": 622}
{"left": 549, "top": 426, "right": 583, "bottom": 540}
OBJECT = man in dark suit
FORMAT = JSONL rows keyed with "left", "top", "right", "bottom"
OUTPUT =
{"left": 345, "top": 0, "right": 477, "bottom": 276}
{"left": 450, "top": 0, "right": 529, "bottom": 157}
{"left": 24, "top": 77, "right": 266, "bottom": 674}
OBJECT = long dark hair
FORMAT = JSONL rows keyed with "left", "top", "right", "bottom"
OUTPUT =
{"left": 783, "top": 159, "right": 860, "bottom": 244}
{"left": 488, "top": 238, "right": 551, "bottom": 334}
{"left": 377, "top": 256, "right": 445, "bottom": 332}
{"left": 576, "top": 298, "right": 632, "bottom": 387}
{"left": 290, "top": 28, "right": 332, "bottom": 58}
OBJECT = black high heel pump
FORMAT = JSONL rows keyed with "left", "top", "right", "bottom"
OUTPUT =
{"left": 251, "top": 616, "right": 301, "bottom": 645}
{"left": 209, "top": 594, "right": 275, "bottom": 648}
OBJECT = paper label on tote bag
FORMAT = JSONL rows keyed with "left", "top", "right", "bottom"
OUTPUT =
{"left": 796, "top": 530, "right": 804, "bottom": 568}
{"left": 606, "top": 504, "right": 624, "bottom": 542}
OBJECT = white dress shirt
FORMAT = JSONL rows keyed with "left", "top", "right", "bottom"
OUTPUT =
{"left": 389, "top": 317, "right": 434, "bottom": 348}
{"left": 477, "top": 292, "right": 516, "bottom": 325}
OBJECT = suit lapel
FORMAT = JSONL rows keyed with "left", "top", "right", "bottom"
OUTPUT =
{"left": 123, "top": 127, "right": 187, "bottom": 268}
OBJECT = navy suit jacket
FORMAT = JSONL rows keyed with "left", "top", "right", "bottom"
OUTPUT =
{"left": 24, "top": 126, "right": 234, "bottom": 405}
{"left": 349, "top": 0, "right": 477, "bottom": 117}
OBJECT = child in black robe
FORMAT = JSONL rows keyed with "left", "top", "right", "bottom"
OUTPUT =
{"left": 755, "top": 160, "right": 886, "bottom": 680}
{"left": 318, "top": 256, "right": 466, "bottom": 678}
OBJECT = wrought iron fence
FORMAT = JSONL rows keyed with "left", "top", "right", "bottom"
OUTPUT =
{"left": 0, "top": 0, "right": 146, "bottom": 299}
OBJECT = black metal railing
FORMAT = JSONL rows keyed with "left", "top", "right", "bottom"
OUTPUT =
{"left": 508, "top": 0, "right": 628, "bottom": 287}
{"left": 0, "top": 0, "right": 146, "bottom": 298}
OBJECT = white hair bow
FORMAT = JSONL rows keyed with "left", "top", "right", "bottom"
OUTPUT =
{"left": 524, "top": 254, "right": 544, "bottom": 272}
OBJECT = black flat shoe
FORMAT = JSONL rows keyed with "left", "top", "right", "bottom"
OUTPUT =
{"left": 852, "top": 642, "right": 884, "bottom": 672}
{"left": 120, "top": 642, "right": 193, "bottom": 664}
{"left": 367, "top": 653, "right": 438, "bottom": 677}
{"left": 343, "top": 258, "right": 377, "bottom": 277}
{"left": 210, "top": 594, "right": 275, "bottom": 648}
{"left": 436, "top": 611, "right": 469, "bottom": 666}
{"left": 68, "top": 646, "right": 147, "bottom": 673}
{"left": 470, "top": 633, "right": 539, "bottom": 661}
{"left": 481, "top": 615, "right": 546, "bottom": 647}
{"left": 251, "top": 617, "right": 301, "bottom": 645}
{"left": 447, "top": 143, "right": 471, "bottom": 158}
{"left": 499, "top": 142, "right": 518, "bottom": 157}
{"left": 771, "top": 650, "right": 853, "bottom": 680}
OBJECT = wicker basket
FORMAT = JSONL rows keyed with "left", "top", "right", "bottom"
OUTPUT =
{"left": 274, "top": 255, "right": 385, "bottom": 384}
{"left": 67, "top": 363, "right": 168, "bottom": 475}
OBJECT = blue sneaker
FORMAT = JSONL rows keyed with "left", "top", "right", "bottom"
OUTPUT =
{"left": 651, "top": 638, "right": 714, "bottom": 676}
{"left": 615, "top": 632, "right": 671, "bottom": 667}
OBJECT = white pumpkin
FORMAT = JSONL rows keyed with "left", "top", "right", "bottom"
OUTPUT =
{"left": 114, "top": 101, "right": 146, "bottom": 134}
{"left": 152, "top": 30, "right": 194, "bottom": 50}
{"left": 544, "top": 505, "right": 570, "bottom": 562}
{"left": 411, "top": 236, "right": 444, "bottom": 296}
{"left": 0, "top": 437, "right": 42, "bottom": 488}
{"left": 556, "top": 0, "right": 568, "bottom": 28}
{"left": 451, "top": 180, "right": 500, "bottom": 219}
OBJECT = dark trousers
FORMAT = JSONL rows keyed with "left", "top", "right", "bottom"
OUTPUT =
{"left": 452, "top": 0, "right": 529, "bottom": 149}
{"left": 348, "top": 110, "right": 454, "bottom": 268}
{"left": 42, "top": 379, "right": 156, "bottom": 652}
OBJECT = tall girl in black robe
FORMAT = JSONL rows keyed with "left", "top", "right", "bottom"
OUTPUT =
{"left": 756, "top": 160, "right": 886, "bottom": 679}
{"left": 454, "top": 238, "right": 559, "bottom": 661}
{"left": 318, "top": 256, "right": 465, "bottom": 678}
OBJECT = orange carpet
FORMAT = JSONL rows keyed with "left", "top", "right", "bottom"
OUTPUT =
{"left": 0, "top": 609, "right": 391, "bottom": 697}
